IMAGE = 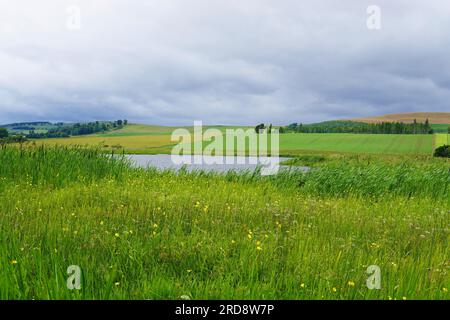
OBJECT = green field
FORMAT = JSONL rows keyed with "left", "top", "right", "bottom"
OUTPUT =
{"left": 432, "top": 124, "right": 450, "bottom": 133}
{"left": 435, "top": 134, "right": 449, "bottom": 148}
{"left": 33, "top": 124, "right": 436, "bottom": 156}
{"left": 0, "top": 146, "right": 448, "bottom": 299}
{"left": 279, "top": 133, "right": 433, "bottom": 155}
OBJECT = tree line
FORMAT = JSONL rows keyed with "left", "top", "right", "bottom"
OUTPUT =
{"left": 0, "top": 120, "right": 128, "bottom": 142}
{"left": 0, "top": 128, "right": 27, "bottom": 144}
{"left": 254, "top": 123, "right": 273, "bottom": 133}
{"left": 281, "top": 119, "right": 436, "bottom": 134}
{"left": 26, "top": 120, "right": 128, "bottom": 139}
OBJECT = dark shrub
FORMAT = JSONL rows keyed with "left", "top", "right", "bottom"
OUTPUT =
{"left": 434, "top": 145, "right": 450, "bottom": 158}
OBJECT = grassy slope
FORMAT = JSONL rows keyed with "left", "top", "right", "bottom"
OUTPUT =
{"left": 0, "top": 147, "right": 448, "bottom": 299}
{"left": 34, "top": 124, "right": 435, "bottom": 156}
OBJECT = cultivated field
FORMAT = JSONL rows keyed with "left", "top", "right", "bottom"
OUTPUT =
{"left": 35, "top": 134, "right": 176, "bottom": 154}
{"left": 34, "top": 124, "right": 436, "bottom": 156}
{"left": 431, "top": 124, "right": 450, "bottom": 133}
{"left": 0, "top": 146, "right": 448, "bottom": 299}
{"left": 351, "top": 112, "right": 450, "bottom": 124}
{"left": 280, "top": 133, "right": 433, "bottom": 155}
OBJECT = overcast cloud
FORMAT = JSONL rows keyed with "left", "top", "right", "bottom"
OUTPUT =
{"left": 0, "top": 0, "right": 449, "bottom": 125}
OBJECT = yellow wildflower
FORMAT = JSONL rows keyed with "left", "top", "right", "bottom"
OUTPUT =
{"left": 371, "top": 242, "right": 380, "bottom": 249}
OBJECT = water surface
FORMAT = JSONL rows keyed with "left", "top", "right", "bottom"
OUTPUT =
{"left": 125, "top": 154, "right": 309, "bottom": 173}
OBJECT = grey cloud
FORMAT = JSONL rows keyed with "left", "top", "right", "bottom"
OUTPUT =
{"left": 0, "top": 0, "right": 449, "bottom": 125}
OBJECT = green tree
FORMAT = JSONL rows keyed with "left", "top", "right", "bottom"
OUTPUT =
{"left": 255, "top": 123, "right": 265, "bottom": 134}
{"left": 0, "top": 128, "right": 9, "bottom": 138}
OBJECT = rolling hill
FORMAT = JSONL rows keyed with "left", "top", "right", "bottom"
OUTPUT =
{"left": 351, "top": 112, "right": 450, "bottom": 124}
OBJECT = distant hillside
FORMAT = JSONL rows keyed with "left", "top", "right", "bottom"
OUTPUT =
{"left": 0, "top": 122, "right": 66, "bottom": 135}
{"left": 2, "top": 121, "right": 53, "bottom": 127}
{"left": 0, "top": 120, "right": 128, "bottom": 138}
{"left": 351, "top": 112, "right": 450, "bottom": 124}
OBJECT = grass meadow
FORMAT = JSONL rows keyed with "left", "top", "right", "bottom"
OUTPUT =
{"left": 0, "top": 146, "right": 448, "bottom": 299}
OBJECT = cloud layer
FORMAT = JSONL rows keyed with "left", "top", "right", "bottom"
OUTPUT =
{"left": 1, "top": 0, "right": 449, "bottom": 125}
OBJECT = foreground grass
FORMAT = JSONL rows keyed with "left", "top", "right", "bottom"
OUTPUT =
{"left": 0, "top": 146, "right": 448, "bottom": 300}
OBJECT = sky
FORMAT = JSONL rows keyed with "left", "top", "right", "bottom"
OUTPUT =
{"left": 0, "top": 0, "right": 449, "bottom": 125}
